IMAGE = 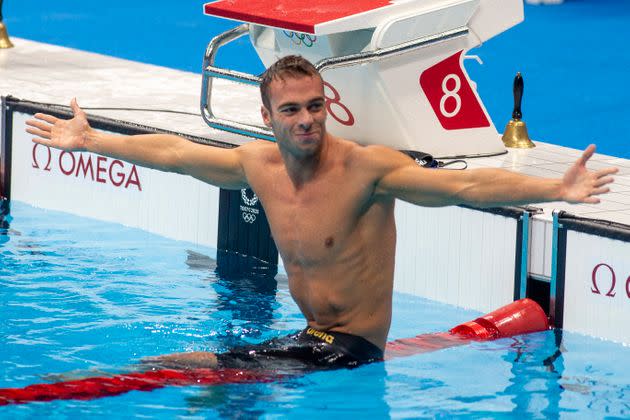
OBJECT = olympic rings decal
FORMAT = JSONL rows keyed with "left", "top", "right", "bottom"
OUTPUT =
{"left": 242, "top": 212, "right": 257, "bottom": 224}
{"left": 283, "top": 31, "right": 317, "bottom": 47}
{"left": 241, "top": 189, "right": 259, "bottom": 206}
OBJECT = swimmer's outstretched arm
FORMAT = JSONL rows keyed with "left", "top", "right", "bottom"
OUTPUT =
{"left": 25, "top": 99, "right": 249, "bottom": 189}
{"left": 141, "top": 351, "right": 219, "bottom": 370}
{"left": 374, "top": 145, "right": 618, "bottom": 208}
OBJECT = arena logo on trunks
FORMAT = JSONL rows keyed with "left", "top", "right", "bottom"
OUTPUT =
{"left": 31, "top": 144, "right": 142, "bottom": 191}
{"left": 306, "top": 327, "right": 335, "bottom": 344}
{"left": 240, "top": 188, "right": 259, "bottom": 224}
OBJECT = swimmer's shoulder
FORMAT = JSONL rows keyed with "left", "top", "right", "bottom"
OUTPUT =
{"left": 346, "top": 141, "right": 415, "bottom": 174}
{"left": 235, "top": 140, "right": 280, "bottom": 163}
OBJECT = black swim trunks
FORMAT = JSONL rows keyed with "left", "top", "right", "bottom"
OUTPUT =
{"left": 216, "top": 327, "right": 383, "bottom": 372}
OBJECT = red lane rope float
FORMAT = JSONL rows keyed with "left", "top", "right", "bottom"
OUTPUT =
{"left": 385, "top": 298, "right": 549, "bottom": 359}
{"left": 0, "top": 369, "right": 277, "bottom": 406}
{"left": 0, "top": 298, "right": 549, "bottom": 406}
{"left": 385, "top": 332, "right": 470, "bottom": 359}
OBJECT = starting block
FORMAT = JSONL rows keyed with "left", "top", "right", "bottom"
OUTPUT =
{"left": 202, "top": 0, "right": 523, "bottom": 158}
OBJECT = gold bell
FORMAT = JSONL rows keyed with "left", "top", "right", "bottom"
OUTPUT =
{"left": 502, "top": 72, "right": 535, "bottom": 148}
{"left": 0, "top": 22, "right": 13, "bottom": 49}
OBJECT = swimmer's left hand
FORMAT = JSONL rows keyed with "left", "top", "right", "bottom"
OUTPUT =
{"left": 26, "top": 98, "right": 91, "bottom": 152}
{"left": 561, "top": 145, "right": 618, "bottom": 204}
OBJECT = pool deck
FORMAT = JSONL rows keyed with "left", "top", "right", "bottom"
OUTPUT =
{"left": 0, "top": 38, "right": 260, "bottom": 146}
{"left": 2, "top": 37, "right": 629, "bottom": 225}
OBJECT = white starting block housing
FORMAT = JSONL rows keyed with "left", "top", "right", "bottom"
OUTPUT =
{"left": 203, "top": 0, "right": 523, "bottom": 158}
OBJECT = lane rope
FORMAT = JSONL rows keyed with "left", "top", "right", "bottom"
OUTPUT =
{"left": 0, "top": 298, "right": 548, "bottom": 406}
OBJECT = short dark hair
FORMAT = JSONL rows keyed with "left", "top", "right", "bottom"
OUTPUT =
{"left": 260, "top": 55, "right": 321, "bottom": 110}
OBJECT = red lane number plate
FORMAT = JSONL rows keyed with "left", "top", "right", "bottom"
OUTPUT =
{"left": 420, "top": 51, "right": 490, "bottom": 130}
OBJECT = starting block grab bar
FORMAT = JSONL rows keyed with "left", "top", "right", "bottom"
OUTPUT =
{"left": 201, "top": 24, "right": 272, "bottom": 140}
{"left": 201, "top": 24, "right": 470, "bottom": 141}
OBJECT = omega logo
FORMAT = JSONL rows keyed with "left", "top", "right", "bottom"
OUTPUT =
{"left": 591, "top": 263, "right": 630, "bottom": 299}
{"left": 31, "top": 144, "right": 142, "bottom": 191}
{"left": 32, "top": 143, "right": 52, "bottom": 171}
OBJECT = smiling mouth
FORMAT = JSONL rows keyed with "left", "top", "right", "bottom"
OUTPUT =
{"left": 297, "top": 132, "right": 315, "bottom": 136}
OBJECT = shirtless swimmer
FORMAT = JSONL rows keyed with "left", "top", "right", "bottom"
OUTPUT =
{"left": 26, "top": 55, "right": 617, "bottom": 370}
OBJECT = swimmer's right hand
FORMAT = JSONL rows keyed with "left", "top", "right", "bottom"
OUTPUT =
{"left": 26, "top": 98, "right": 91, "bottom": 151}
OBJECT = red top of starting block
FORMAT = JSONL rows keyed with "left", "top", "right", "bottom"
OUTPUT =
{"left": 204, "top": 0, "right": 398, "bottom": 35}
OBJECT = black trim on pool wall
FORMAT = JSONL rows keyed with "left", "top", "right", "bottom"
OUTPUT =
{"left": 558, "top": 212, "right": 630, "bottom": 243}
{"left": 1, "top": 96, "right": 13, "bottom": 201}
{"left": 513, "top": 215, "right": 524, "bottom": 301}
{"left": 551, "top": 224, "right": 567, "bottom": 329}
{"left": 4, "top": 96, "right": 235, "bottom": 149}
{"left": 459, "top": 204, "right": 530, "bottom": 219}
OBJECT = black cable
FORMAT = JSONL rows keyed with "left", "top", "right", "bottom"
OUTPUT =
{"left": 82, "top": 107, "right": 200, "bottom": 117}
{"left": 8, "top": 96, "right": 234, "bottom": 148}
{"left": 17, "top": 98, "right": 201, "bottom": 117}
{"left": 439, "top": 160, "right": 468, "bottom": 170}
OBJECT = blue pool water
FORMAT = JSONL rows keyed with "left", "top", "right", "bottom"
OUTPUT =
{"left": 2, "top": 2, "right": 630, "bottom": 416}
{"left": 4, "top": 0, "right": 629, "bottom": 159}
{"left": 2, "top": 202, "right": 630, "bottom": 417}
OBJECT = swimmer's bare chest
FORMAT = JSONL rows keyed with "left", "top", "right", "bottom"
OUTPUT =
{"left": 240, "top": 140, "right": 389, "bottom": 265}
{"left": 254, "top": 161, "right": 373, "bottom": 266}
{"left": 243, "top": 152, "right": 396, "bottom": 347}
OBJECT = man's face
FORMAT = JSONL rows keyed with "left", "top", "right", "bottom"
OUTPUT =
{"left": 261, "top": 75, "right": 327, "bottom": 158}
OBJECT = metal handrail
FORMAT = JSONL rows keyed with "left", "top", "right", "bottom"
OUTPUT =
{"left": 200, "top": 24, "right": 274, "bottom": 140}
{"left": 200, "top": 24, "right": 469, "bottom": 141}
{"left": 315, "top": 26, "right": 468, "bottom": 72}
